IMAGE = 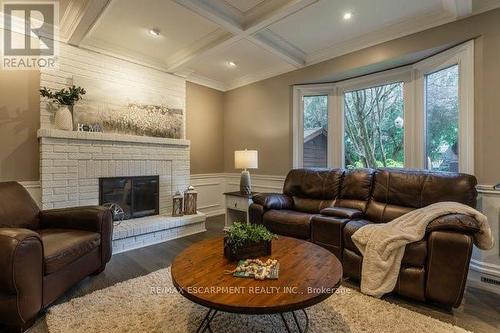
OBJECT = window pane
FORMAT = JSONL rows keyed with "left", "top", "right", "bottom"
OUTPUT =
{"left": 425, "top": 65, "right": 459, "bottom": 172}
{"left": 344, "top": 82, "right": 404, "bottom": 169}
{"left": 303, "top": 95, "right": 328, "bottom": 168}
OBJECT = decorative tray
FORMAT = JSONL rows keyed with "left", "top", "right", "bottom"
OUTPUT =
{"left": 231, "top": 259, "right": 279, "bottom": 280}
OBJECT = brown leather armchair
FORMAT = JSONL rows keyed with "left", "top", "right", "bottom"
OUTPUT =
{"left": 250, "top": 168, "right": 481, "bottom": 309}
{"left": 0, "top": 182, "right": 113, "bottom": 332}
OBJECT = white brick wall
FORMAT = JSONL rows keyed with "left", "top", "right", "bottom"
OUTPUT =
{"left": 36, "top": 42, "right": 199, "bottom": 253}
{"left": 40, "top": 42, "right": 186, "bottom": 134}
{"left": 39, "top": 134, "right": 190, "bottom": 211}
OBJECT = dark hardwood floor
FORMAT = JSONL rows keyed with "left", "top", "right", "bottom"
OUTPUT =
{"left": 44, "top": 216, "right": 500, "bottom": 332}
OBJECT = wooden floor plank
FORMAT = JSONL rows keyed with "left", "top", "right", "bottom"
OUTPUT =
{"left": 46, "top": 215, "right": 500, "bottom": 333}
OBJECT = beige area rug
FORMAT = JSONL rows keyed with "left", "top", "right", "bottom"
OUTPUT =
{"left": 30, "top": 267, "right": 470, "bottom": 333}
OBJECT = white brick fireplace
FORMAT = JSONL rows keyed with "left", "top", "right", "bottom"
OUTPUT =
{"left": 38, "top": 128, "right": 206, "bottom": 253}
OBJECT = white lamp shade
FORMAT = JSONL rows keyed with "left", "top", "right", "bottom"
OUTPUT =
{"left": 234, "top": 150, "right": 258, "bottom": 169}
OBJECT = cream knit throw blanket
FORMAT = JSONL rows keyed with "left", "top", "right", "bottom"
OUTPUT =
{"left": 351, "top": 202, "right": 494, "bottom": 298}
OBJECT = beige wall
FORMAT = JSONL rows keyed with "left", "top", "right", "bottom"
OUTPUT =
{"left": 223, "top": 9, "right": 500, "bottom": 185}
{"left": 0, "top": 70, "right": 40, "bottom": 182}
{"left": 0, "top": 76, "right": 225, "bottom": 183}
{"left": 186, "top": 82, "right": 225, "bottom": 174}
{"left": 2, "top": 9, "right": 500, "bottom": 184}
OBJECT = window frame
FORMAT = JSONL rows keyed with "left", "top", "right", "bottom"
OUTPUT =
{"left": 414, "top": 41, "right": 474, "bottom": 173}
{"left": 292, "top": 40, "right": 474, "bottom": 173}
{"left": 292, "top": 83, "right": 335, "bottom": 168}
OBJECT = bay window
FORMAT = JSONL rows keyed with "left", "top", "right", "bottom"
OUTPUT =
{"left": 293, "top": 41, "right": 474, "bottom": 173}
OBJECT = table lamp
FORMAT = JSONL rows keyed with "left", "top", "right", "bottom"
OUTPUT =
{"left": 234, "top": 149, "right": 258, "bottom": 195}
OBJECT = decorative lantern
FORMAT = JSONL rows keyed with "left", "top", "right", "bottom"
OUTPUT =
{"left": 172, "top": 191, "right": 184, "bottom": 217}
{"left": 183, "top": 185, "right": 198, "bottom": 215}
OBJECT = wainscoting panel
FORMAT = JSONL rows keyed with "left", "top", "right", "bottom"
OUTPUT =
{"left": 224, "top": 173, "right": 285, "bottom": 194}
{"left": 190, "top": 173, "right": 286, "bottom": 218}
{"left": 190, "top": 174, "right": 226, "bottom": 217}
{"left": 469, "top": 186, "right": 500, "bottom": 294}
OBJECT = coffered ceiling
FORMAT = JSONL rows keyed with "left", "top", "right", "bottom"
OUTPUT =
{"left": 60, "top": 0, "right": 500, "bottom": 91}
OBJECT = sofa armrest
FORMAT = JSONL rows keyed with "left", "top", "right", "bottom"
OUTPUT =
{"left": 426, "top": 214, "right": 480, "bottom": 235}
{"left": 40, "top": 206, "right": 112, "bottom": 233}
{"left": 320, "top": 207, "right": 363, "bottom": 219}
{"left": 249, "top": 203, "right": 265, "bottom": 225}
{"left": 311, "top": 215, "right": 350, "bottom": 260}
{"left": 252, "top": 193, "right": 293, "bottom": 210}
{"left": 426, "top": 230, "right": 473, "bottom": 307}
{"left": 0, "top": 228, "right": 43, "bottom": 325}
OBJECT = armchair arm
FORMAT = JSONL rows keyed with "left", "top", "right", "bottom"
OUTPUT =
{"left": 252, "top": 193, "right": 293, "bottom": 210}
{"left": 426, "top": 214, "right": 480, "bottom": 234}
{"left": 40, "top": 206, "right": 113, "bottom": 267}
{"left": 0, "top": 228, "right": 43, "bottom": 326}
{"left": 320, "top": 207, "right": 363, "bottom": 219}
{"left": 40, "top": 206, "right": 111, "bottom": 233}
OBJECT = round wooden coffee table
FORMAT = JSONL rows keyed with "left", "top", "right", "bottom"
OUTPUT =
{"left": 171, "top": 236, "right": 342, "bottom": 332}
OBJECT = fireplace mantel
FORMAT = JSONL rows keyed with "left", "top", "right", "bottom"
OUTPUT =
{"left": 37, "top": 128, "right": 190, "bottom": 147}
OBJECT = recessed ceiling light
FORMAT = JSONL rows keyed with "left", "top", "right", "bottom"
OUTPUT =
{"left": 226, "top": 61, "right": 237, "bottom": 68}
{"left": 148, "top": 28, "right": 160, "bottom": 36}
{"left": 343, "top": 12, "right": 352, "bottom": 20}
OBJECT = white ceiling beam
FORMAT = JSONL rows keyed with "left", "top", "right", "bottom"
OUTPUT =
{"left": 63, "top": 0, "right": 111, "bottom": 45}
{"left": 441, "top": 0, "right": 473, "bottom": 18}
{"left": 252, "top": 29, "right": 305, "bottom": 67}
{"left": 169, "top": 0, "right": 315, "bottom": 71}
{"left": 244, "top": 0, "right": 319, "bottom": 34}
{"left": 166, "top": 32, "right": 239, "bottom": 72}
{"left": 173, "top": 0, "right": 244, "bottom": 35}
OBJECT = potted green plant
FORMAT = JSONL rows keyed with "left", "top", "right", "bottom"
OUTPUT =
{"left": 40, "top": 85, "right": 86, "bottom": 131}
{"left": 224, "top": 222, "right": 277, "bottom": 261}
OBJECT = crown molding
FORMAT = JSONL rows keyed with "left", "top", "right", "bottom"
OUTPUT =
{"left": 59, "top": 0, "right": 90, "bottom": 42}
{"left": 225, "top": 62, "right": 294, "bottom": 91}
{"left": 185, "top": 73, "right": 228, "bottom": 92}
{"left": 79, "top": 37, "right": 171, "bottom": 73}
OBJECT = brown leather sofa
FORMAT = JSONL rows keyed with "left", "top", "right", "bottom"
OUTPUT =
{"left": 0, "top": 182, "right": 113, "bottom": 332}
{"left": 249, "top": 168, "right": 480, "bottom": 308}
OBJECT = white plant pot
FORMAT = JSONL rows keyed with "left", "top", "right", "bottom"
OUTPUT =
{"left": 55, "top": 106, "right": 73, "bottom": 131}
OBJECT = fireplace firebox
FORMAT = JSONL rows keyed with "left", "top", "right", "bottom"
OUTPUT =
{"left": 99, "top": 176, "right": 159, "bottom": 220}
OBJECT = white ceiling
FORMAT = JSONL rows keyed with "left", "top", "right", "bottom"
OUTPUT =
{"left": 60, "top": 0, "right": 500, "bottom": 91}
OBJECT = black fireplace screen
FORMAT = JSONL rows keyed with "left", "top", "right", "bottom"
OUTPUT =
{"left": 99, "top": 176, "right": 159, "bottom": 220}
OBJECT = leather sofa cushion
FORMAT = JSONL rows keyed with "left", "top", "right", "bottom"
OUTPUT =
{"left": 343, "top": 219, "right": 427, "bottom": 266}
{"left": 292, "top": 197, "right": 333, "bottom": 213}
{"left": 335, "top": 168, "right": 375, "bottom": 212}
{"left": 0, "top": 182, "right": 40, "bottom": 229}
{"left": 366, "top": 168, "right": 478, "bottom": 223}
{"left": 39, "top": 229, "right": 101, "bottom": 274}
{"left": 283, "top": 168, "right": 343, "bottom": 200}
{"left": 320, "top": 207, "right": 363, "bottom": 219}
{"left": 263, "top": 209, "right": 317, "bottom": 239}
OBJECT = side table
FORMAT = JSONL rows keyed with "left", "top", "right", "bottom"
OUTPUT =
{"left": 223, "top": 191, "right": 257, "bottom": 230}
